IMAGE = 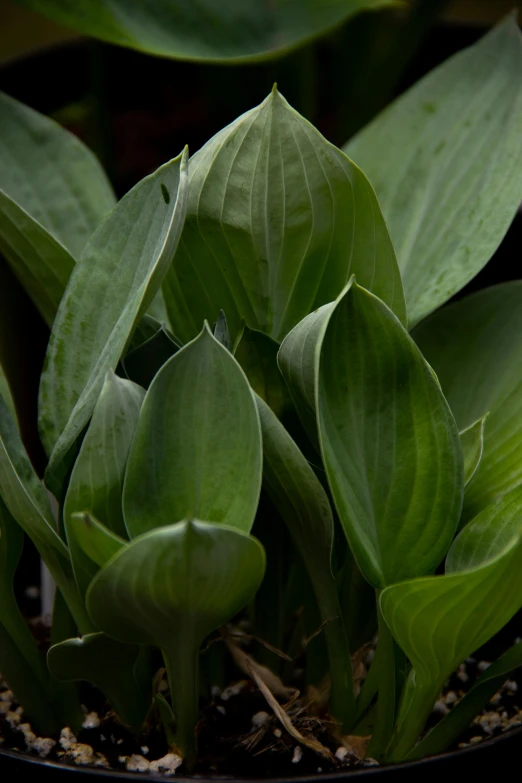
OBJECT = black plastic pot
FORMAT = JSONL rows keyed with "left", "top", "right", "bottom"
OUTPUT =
{"left": 1, "top": 725, "right": 522, "bottom": 781}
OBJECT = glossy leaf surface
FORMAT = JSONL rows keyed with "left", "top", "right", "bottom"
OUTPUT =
{"left": 123, "top": 326, "right": 262, "bottom": 538}
{"left": 345, "top": 17, "right": 522, "bottom": 326}
{"left": 39, "top": 149, "right": 188, "bottom": 488}
{"left": 15, "top": 0, "right": 393, "bottom": 63}
{"left": 163, "top": 89, "right": 405, "bottom": 345}
{"left": 281, "top": 282, "right": 463, "bottom": 587}
{"left": 414, "top": 282, "right": 522, "bottom": 521}
{"left": 460, "top": 416, "right": 487, "bottom": 487}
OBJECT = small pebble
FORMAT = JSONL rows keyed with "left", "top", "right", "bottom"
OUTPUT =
{"left": 292, "top": 746, "right": 303, "bottom": 764}
{"left": 148, "top": 752, "right": 183, "bottom": 776}
{"left": 335, "top": 747, "right": 349, "bottom": 760}
{"left": 216, "top": 706, "right": 226, "bottom": 716}
{"left": 251, "top": 711, "right": 270, "bottom": 728}
{"left": 82, "top": 712, "right": 100, "bottom": 730}
{"left": 505, "top": 680, "right": 518, "bottom": 693}
{"left": 469, "top": 736, "right": 483, "bottom": 745}
{"left": 477, "top": 661, "right": 491, "bottom": 672}
{"left": 433, "top": 700, "right": 450, "bottom": 715}
{"left": 445, "top": 691, "right": 457, "bottom": 705}
{"left": 125, "top": 754, "right": 150, "bottom": 772}
{"left": 273, "top": 728, "right": 282, "bottom": 738}
{"left": 141, "top": 746, "right": 149, "bottom": 755}
{"left": 220, "top": 682, "right": 246, "bottom": 701}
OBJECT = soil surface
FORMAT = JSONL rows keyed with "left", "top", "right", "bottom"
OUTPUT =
{"left": 1, "top": 619, "right": 522, "bottom": 778}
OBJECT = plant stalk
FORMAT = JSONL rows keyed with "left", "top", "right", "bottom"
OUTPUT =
{"left": 162, "top": 637, "right": 200, "bottom": 767}
{"left": 386, "top": 679, "right": 440, "bottom": 762}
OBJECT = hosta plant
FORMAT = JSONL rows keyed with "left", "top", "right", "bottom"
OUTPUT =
{"left": 2, "top": 14, "right": 522, "bottom": 772}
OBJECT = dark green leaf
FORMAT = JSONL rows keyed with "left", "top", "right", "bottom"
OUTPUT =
{"left": 14, "top": 0, "right": 394, "bottom": 63}
{"left": 460, "top": 415, "right": 487, "bottom": 487}
{"left": 236, "top": 326, "right": 291, "bottom": 420}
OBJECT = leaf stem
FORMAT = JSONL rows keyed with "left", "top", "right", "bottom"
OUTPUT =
{"left": 366, "top": 598, "right": 398, "bottom": 759}
{"left": 162, "top": 638, "right": 200, "bottom": 767}
{"left": 386, "top": 679, "right": 439, "bottom": 762}
{"left": 312, "top": 574, "right": 356, "bottom": 729}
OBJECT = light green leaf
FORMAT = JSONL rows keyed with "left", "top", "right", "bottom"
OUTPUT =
{"left": 47, "top": 633, "right": 151, "bottom": 731}
{"left": 460, "top": 415, "right": 487, "bottom": 487}
{"left": 123, "top": 325, "right": 262, "bottom": 538}
{"left": 64, "top": 372, "right": 145, "bottom": 543}
{"left": 410, "top": 640, "right": 522, "bottom": 759}
{"left": 0, "top": 92, "right": 115, "bottom": 325}
{"left": 0, "top": 395, "right": 91, "bottom": 633}
{"left": 87, "top": 520, "right": 266, "bottom": 759}
{"left": 413, "top": 282, "right": 522, "bottom": 522}
{"left": 40, "top": 148, "right": 189, "bottom": 491}
{"left": 14, "top": 0, "right": 394, "bottom": 63}
{"left": 381, "top": 486, "right": 522, "bottom": 760}
{"left": 0, "top": 189, "right": 74, "bottom": 327}
{"left": 0, "top": 92, "right": 115, "bottom": 257}
{"left": 236, "top": 326, "right": 291, "bottom": 420}
{"left": 0, "top": 497, "right": 59, "bottom": 734}
{"left": 281, "top": 282, "right": 463, "bottom": 588}
{"left": 255, "top": 394, "right": 355, "bottom": 727}
{"left": 345, "top": 16, "right": 522, "bottom": 326}
{"left": 163, "top": 88, "right": 405, "bottom": 346}
{"left": 65, "top": 511, "right": 126, "bottom": 598}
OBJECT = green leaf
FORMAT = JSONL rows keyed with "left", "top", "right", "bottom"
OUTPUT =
{"left": 87, "top": 520, "right": 266, "bottom": 759}
{"left": 14, "top": 0, "right": 394, "bottom": 63}
{"left": 255, "top": 394, "right": 355, "bottom": 727}
{"left": 39, "top": 148, "right": 189, "bottom": 490}
{"left": 345, "top": 16, "right": 522, "bottom": 326}
{"left": 162, "top": 88, "right": 405, "bottom": 346}
{"left": 0, "top": 189, "right": 74, "bottom": 327}
{"left": 281, "top": 282, "right": 463, "bottom": 588}
{"left": 0, "top": 92, "right": 115, "bottom": 257}
{"left": 47, "top": 633, "right": 151, "bottom": 731}
{"left": 0, "top": 363, "right": 17, "bottom": 425}
{"left": 409, "top": 640, "right": 522, "bottom": 759}
{"left": 236, "top": 326, "right": 291, "bottom": 420}
{"left": 123, "top": 325, "right": 179, "bottom": 389}
{"left": 460, "top": 415, "right": 487, "bottom": 487}
{"left": 381, "top": 486, "right": 522, "bottom": 760}
{"left": 127, "top": 314, "right": 164, "bottom": 352}
{"left": 64, "top": 372, "right": 144, "bottom": 543}
{"left": 123, "top": 325, "right": 262, "bottom": 538}
{"left": 64, "top": 511, "right": 126, "bottom": 599}
{"left": 0, "top": 92, "right": 115, "bottom": 325}
{"left": 413, "top": 282, "right": 522, "bottom": 522}
{"left": 0, "top": 497, "right": 59, "bottom": 734}
{"left": 0, "top": 394, "right": 91, "bottom": 633}
{"left": 213, "top": 310, "right": 232, "bottom": 352}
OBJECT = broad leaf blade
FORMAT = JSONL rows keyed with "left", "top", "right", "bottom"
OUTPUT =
{"left": 48, "top": 632, "right": 151, "bottom": 731}
{"left": 64, "top": 372, "right": 144, "bottom": 541}
{"left": 317, "top": 283, "right": 463, "bottom": 587}
{"left": 87, "top": 520, "right": 266, "bottom": 757}
{"left": 414, "top": 282, "right": 522, "bottom": 522}
{"left": 40, "top": 148, "right": 189, "bottom": 487}
{"left": 345, "top": 16, "right": 522, "bottom": 326}
{"left": 0, "top": 92, "right": 115, "bottom": 257}
{"left": 0, "top": 189, "right": 74, "bottom": 327}
{"left": 381, "top": 489, "right": 522, "bottom": 759}
{"left": 123, "top": 326, "right": 262, "bottom": 538}
{"left": 14, "top": 0, "right": 394, "bottom": 63}
{"left": 163, "top": 88, "right": 405, "bottom": 345}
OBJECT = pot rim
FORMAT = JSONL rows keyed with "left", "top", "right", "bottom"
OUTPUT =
{"left": 1, "top": 723, "right": 522, "bottom": 781}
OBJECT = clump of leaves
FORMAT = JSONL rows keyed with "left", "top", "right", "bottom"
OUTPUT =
{"left": 2, "top": 15, "right": 522, "bottom": 771}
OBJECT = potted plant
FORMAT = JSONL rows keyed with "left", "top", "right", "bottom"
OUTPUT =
{"left": 2, "top": 11, "right": 522, "bottom": 781}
